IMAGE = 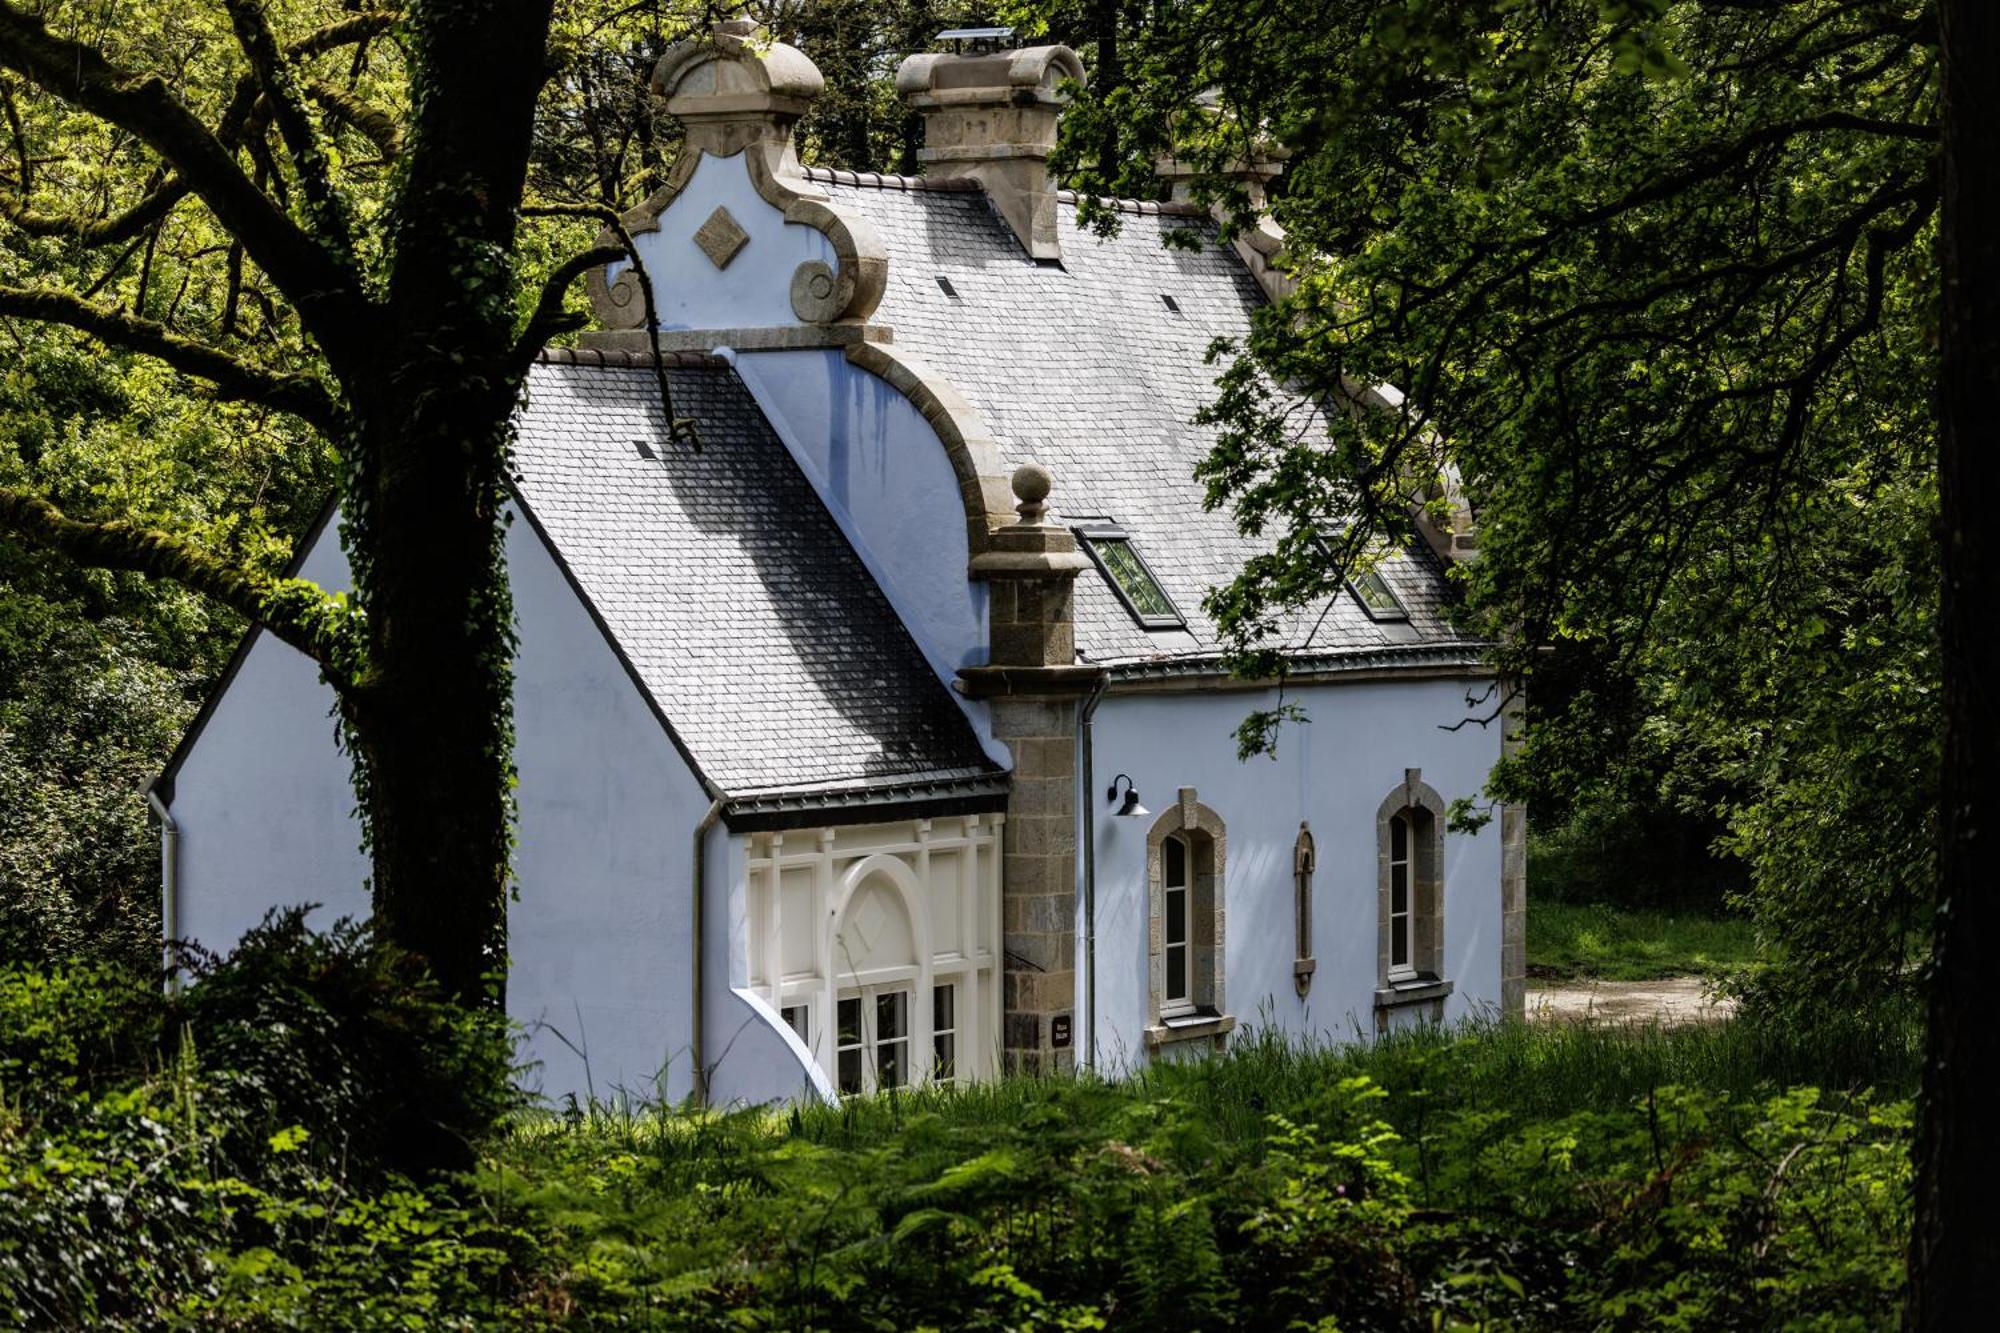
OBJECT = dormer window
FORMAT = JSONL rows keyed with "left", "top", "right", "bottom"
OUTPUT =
{"left": 1349, "top": 567, "right": 1409, "bottom": 622}
{"left": 1074, "top": 520, "right": 1185, "bottom": 630}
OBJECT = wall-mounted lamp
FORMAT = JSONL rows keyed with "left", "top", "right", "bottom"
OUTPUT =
{"left": 1107, "top": 774, "right": 1149, "bottom": 818}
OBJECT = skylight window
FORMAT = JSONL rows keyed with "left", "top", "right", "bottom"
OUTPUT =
{"left": 1348, "top": 567, "right": 1409, "bottom": 622}
{"left": 1074, "top": 520, "right": 1185, "bottom": 630}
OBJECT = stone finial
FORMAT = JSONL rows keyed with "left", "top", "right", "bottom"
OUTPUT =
{"left": 1012, "top": 462, "right": 1053, "bottom": 525}
{"left": 651, "top": 21, "right": 824, "bottom": 162}
{"left": 895, "top": 43, "right": 1085, "bottom": 260}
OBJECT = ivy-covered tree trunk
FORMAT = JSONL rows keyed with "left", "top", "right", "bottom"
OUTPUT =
{"left": 336, "top": 0, "right": 556, "bottom": 1004}
{"left": 1910, "top": 0, "right": 2000, "bottom": 1322}
{"left": 0, "top": 0, "right": 624, "bottom": 1012}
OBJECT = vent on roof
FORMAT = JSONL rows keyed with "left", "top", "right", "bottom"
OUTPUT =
{"left": 1073, "top": 519, "right": 1186, "bottom": 631}
{"left": 1160, "top": 294, "right": 1181, "bottom": 314}
{"left": 936, "top": 275, "right": 961, "bottom": 300}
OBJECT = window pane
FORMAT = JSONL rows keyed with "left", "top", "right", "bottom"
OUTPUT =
{"left": 1351, "top": 568, "right": 1407, "bottom": 619}
{"left": 877, "top": 991, "right": 907, "bottom": 1041}
{"left": 933, "top": 983, "right": 955, "bottom": 1034}
{"left": 1090, "top": 537, "right": 1178, "bottom": 621}
{"left": 1392, "top": 864, "right": 1408, "bottom": 917}
{"left": 934, "top": 1032, "right": 956, "bottom": 1082}
{"left": 1165, "top": 835, "right": 1186, "bottom": 888}
{"left": 838, "top": 1047, "right": 862, "bottom": 1095}
{"left": 1391, "top": 813, "right": 1407, "bottom": 861}
{"left": 837, "top": 997, "right": 860, "bottom": 1046}
{"left": 878, "top": 1039, "right": 904, "bottom": 1089}
{"left": 1166, "top": 885, "right": 1186, "bottom": 945}
{"left": 1392, "top": 916, "right": 1409, "bottom": 969}
{"left": 1167, "top": 942, "right": 1187, "bottom": 1001}
{"left": 781, "top": 1004, "right": 808, "bottom": 1046}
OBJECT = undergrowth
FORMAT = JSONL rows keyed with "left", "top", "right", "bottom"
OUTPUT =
{"left": 3, "top": 928, "right": 1920, "bottom": 1329}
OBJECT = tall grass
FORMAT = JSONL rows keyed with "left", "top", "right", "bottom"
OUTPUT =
{"left": 1528, "top": 899, "right": 1760, "bottom": 981}
{"left": 523, "top": 1008, "right": 1923, "bottom": 1166}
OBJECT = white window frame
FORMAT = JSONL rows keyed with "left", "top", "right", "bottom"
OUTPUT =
{"left": 1388, "top": 812, "right": 1414, "bottom": 980}
{"left": 1162, "top": 831, "right": 1194, "bottom": 1017}
{"left": 835, "top": 983, "right": 914, "bottom": 1097}
{"left": 931, "top": 980, "right": 958, "bottom": 1084}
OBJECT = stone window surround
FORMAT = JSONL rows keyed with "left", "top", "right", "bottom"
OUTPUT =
{"left": 1145, "top": 788, "right": 1234, "bottom": 1050}
{"left": 1375, "top": 770, "right": 1455, "bottom": 1028}
{"left": 1293, "top": 823, "right": 1316, "bottom": 997}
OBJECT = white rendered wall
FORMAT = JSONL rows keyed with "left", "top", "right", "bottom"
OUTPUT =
{"left": 1084, "top": 677, "right": 1507, "bottom": 1071}
{"left": 164, "top": 510, "right": 816, "bottom": 1107}
{"left": 616, "top": 153, "right": 838, "bottom": 330}
{"left": 168, "top": 527, "right": 371, "bottom": 953}
{"left": 730, "top": 348, "right": 990, "bottom": 686}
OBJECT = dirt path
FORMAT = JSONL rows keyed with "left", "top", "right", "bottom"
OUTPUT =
{"left": 1529, "top": 977, "right": 1737, "bottom": 1027}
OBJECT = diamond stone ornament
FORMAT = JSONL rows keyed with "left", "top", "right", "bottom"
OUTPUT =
{"left": 692, "top": 206, "right": 749, "bottom": 269}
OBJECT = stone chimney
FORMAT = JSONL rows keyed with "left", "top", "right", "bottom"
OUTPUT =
{"left": 896, "top": 41, "right": 1086, "bottom": 260}
{"left": 1156, "top": 143, "right": 1295, "bottom": 305}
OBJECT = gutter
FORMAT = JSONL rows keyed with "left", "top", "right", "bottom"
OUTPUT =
{"left": 146, "top": 788, "right": 179, "bottom": 992}
{"left": 690, "top": 796, "right": 724, "bottom": 1107}
{"left": 1076, "top": 675, "right": 1109, "bottom": 1073}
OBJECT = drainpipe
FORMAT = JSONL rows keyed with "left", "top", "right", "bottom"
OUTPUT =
{"left": 1077, "top": 675, "right": 1109, "bottom": 1072}
{"left": 146, "top": 788, "right": 179, "bottom": 992}
{"left": 690, "top": 796, "right": 724, "bottom": 1107}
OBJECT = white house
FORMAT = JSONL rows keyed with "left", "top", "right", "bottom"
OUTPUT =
{"left": 150, "top": 23, "right": 1524, "bottom": 1107}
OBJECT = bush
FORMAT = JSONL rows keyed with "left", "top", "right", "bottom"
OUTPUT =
{"left": 174, "top": 908, "right": 518, "bottom": 1180}
{"left": 0, "top": 910, "right": 525, "bottom": 1327}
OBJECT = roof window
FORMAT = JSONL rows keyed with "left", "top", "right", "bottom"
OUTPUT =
{"left": 936, "top": 275, "right": 961, "bottom": 299}
{"left": 1160, "top": 294, "right": 1181, "bottom": 314}
{"left": 1348, "top": 567, "right": 1409, "bottom": 622}
{"left": 1074, "top": 520, "right": 1185, "bottom": 630}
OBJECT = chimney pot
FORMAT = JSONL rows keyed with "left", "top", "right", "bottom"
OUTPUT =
{"left": 896, "top": 43, "right": 1085, "bottom": 260}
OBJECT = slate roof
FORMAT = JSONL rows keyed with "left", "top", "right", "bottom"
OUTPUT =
{"left": 514, "top": 358, "right": 999, "bottom": 802}
{"left": 808, "top": 169, "right": 1480, "bottom": 669}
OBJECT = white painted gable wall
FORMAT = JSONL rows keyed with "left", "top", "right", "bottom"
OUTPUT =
{"left": 167, "top": 510, "right": 818, "bottom": 1108}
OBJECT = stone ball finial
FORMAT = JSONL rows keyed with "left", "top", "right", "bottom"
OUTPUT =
{"left": 1012, "top": 462, "right": 1052, "bottom": 524}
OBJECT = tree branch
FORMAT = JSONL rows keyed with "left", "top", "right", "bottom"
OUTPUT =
{"left": 0, "top": 1, "right": 363, "bottom": 355}
{"left": 303, "top": 78, "right": 402, "bottom": 158}
{"left": 220, "top": 0, "right": 356, "bottom": 260}
{"left": 0, "top": 487, "right": 363, "bottom": 690}
{"left": 521, "top": 201, "right": 697, "bottom": 447}
{"left": 0, "top": 283, "right": 339, "bottom": 430}
{"left": 0, "top": 173, "right": 190, "bottom": 245}
{"left": 510, "top": 242, "right": 622, "bottom": 373}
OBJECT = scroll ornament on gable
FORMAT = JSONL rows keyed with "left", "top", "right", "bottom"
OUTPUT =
{"left": 585, "top": 20, "right": 888, "bottom": 332}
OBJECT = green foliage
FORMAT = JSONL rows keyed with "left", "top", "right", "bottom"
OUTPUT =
{"left": 2, "top": 947, "right": 1919, "bottom": 1329}
{"left": 0, "top": 912, "right": 520, "bottom": 1327}
{"left": 483, "top": 1020, "right": 1916, "bottom": 1329}
{"left": 1041, "top": 0, "right": 1940, "bottom": 1025}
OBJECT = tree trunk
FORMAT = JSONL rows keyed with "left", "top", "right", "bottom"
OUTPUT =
{"left": 1094, "top": 0, "right": 1122, "bottom": 182}
{"left": 338, "top": 0, "right": 556, "bottom": 1007}
{"left": 1907, "top": 0, "right": 2000, "bottom": 1324}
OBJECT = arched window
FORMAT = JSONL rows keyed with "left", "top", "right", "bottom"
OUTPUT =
{"left": 1146, "top": 788, "right": 1233, "bottom": 1049}
{"left": 1376, "top": 771, "right": 1448, "bottom": 993}
{"left": 1293, "top": 824, "right": 1316, "bottom": 996}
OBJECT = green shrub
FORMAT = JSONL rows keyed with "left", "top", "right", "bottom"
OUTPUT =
{"left": 0, "top": 911, "right": 527, "bottom": 1327}
{"left": 174, "top": 907, "right": 518, "bottom": 1180}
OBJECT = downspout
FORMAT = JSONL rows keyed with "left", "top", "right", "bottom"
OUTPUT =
{"left": 1077, "top": 675, "right": 1109, "bottom": 1072}
{"left": 690, "top": 795, "right": 724, "bottom": 1107}
{"left": 146, "top": 788, "right": 179, "bottom": 992}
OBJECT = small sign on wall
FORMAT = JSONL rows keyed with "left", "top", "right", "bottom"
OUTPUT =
{"left": 1051, "top": 1014, "right": 1072, "bottom": 1049}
